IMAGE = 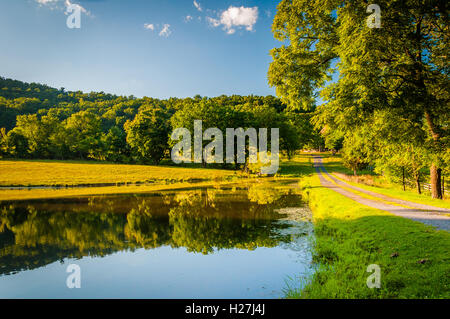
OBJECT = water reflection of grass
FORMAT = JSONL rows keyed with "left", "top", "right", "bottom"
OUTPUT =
{"left": 0, "top": 181, "right": 241, "bottom": 201}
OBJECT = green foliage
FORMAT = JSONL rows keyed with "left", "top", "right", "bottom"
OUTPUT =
{"left": 65, "top": 110, "right": 103, "bottom": 159}
{"left": 125, "top": 107, "right": 172, "bottom": 164}
{"left": 0, "top": 77, "right": 320, "bottom": 168}
{"left": 4, "top": 130, "right": 29, "bottom": 158}
{"left": 269, "top": 0, "right": 449, "bottom": 197}
{"left": 101, "top": 126, "right": 130, "bottom": 163}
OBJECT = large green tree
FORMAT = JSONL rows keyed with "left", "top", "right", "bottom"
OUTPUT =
{"left": 125, "top": 107, "right": 171, "bottom": 164}
{"left": 65, "top": 110, "right": 103, "bottom": 159}
{"left": 269, "top": 0, "right": 449, "bottom": 198}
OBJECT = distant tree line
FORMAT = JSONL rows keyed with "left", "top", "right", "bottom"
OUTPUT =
{"left": 0, "top": 77, "right": 323, "bottom": 167}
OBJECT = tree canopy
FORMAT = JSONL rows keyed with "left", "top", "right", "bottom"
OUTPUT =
{"left": 268, "top": 0, "right": 449, "bottom": 198}
{"left": 0, "top": 76, "right": 321, "bottom": 169}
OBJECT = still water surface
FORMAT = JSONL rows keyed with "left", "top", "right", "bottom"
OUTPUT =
{"left": 0, "top": 181, "right": 314, "bottom": 298}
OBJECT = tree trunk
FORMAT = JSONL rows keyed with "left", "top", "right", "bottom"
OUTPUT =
{"left": 424, "top": 110, "right": 443, "bottom": 199}
{"left": 402, "top": 167, "right": 406, "bottom": 191}
{"left": 415, "top": 172, "right": 421, "bottom": 194}
{"left": 430, "top": 164, "right": 442, "bottom": 199}
{"left": 443, "top": 175, "right": 445, "bottom": 199}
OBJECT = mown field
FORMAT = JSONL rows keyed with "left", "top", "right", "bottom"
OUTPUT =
{"left": 0, "top": 159, "right": 246, "bottom": 201}
{"left": 0, "top": 159, "right": 242, "bottom": 187}
{"left": 0, "top": 155, "right": 311, "bottom": 201}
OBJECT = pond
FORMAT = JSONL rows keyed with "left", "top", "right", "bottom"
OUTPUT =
{"left": 0, "top": 181, "right": 314, "bottom": 298}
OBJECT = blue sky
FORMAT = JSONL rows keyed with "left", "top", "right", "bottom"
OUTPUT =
{"left": 0, "top": 0, "right": 281, "bottom": 98}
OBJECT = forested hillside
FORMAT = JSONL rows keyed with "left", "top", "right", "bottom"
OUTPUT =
{"left": 0, "top": 77, "right": 320, "bottom": 164}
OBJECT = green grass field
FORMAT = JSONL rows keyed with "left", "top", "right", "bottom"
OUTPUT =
{"left": 0, "top": 155, "right": 312, "bottom": 201}
{"left": 0, "top": 159, "right": 243, "bottom": 187}
{"left": 0, "top": 159, "right": 247, "bottom": 201}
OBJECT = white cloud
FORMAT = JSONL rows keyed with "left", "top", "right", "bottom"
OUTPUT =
{"left": 144, "top": 23, "right": 155, "bottom": 31}
{"left": 193, "top": 0, "right": 202, "bottom": 12}
{"left": 36, "top": 0, "right": 58, "bottom": 4}
{"left": 36, "top": 0, "right": 92, "bottom": 17}
{"left": 64, "top": 0, "right": 92, "bottom": 16}
{"left": 185, "top": 15, "right": 193, "bottom": 22}
{"left": 207, "top": 6, "right": 258, "bottom": 34}
{"left": 159, "top": 24, "right": 171, "bottom": 37}
{"left": 35, "top": 0, "right": 59, "bottom": 9}
{"left": 206, "top": 17, "right": 220, "bottom": 27}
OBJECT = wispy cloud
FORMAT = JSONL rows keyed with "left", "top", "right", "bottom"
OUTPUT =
{"left": 144, "top": 23, "right": 155, "bottom": 31}
{"left": 193, "top": 0, "right": 202, "bottom": 12}
{"left": 207, "top": 17, "right": 221, "bottom": 28}
{"left": 36, "top": 0, "right": 58, "bottom": 4}
{"left": 35, "top": 0, "right": 59, "bottom": 9}
{"left": 64, "top": 0, "right": 91, "bottom": 16}
{"left": 207, "top": 6, "right": 258, "bottom": 35}
{"left": 159, "top": 24, "right": 171, "bottom": 37}
{"left": 184, "top": 15, "right": 193, "bottom": 23}
{"left": 143, "top": 23, "right": 172, "bottom": 37}
{"left": 36, "top": 0, "right": 92, "bottom": 16}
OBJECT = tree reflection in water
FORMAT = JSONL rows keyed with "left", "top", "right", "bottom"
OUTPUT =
{"left": 0, "top": 182, "right": 312, "bottom": 276}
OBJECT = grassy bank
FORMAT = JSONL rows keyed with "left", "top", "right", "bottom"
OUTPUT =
{"left": 0, "top": 180, "right": 256, "bottom": 201}
{"left": 287, "top": 158, "right": 450, "bottom": 299}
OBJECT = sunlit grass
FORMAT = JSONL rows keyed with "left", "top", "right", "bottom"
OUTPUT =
{"left": 0, "top": 180, "right": 260, "bottom": 201}
{"left": 0, "top": 159, "right": 242, "bottom": 187}
{"left": 0, "top": 155, "right": 313, "bottom": 201}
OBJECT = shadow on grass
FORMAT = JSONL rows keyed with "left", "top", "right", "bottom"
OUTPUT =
{"left": 278, "top": 155, "right": 317, "bottom": 177}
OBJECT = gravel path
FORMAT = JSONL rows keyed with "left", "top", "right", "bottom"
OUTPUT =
{"left": 313, "top": 156, "right": 450, "bottom": 231}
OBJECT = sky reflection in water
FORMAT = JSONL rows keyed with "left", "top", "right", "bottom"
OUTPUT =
{"left": 0, "top": 182, "right": 314, "bottom": 298}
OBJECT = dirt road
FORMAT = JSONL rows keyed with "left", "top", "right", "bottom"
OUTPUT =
{"left": 314, "top": 156, "right": 450, "bottom": 231}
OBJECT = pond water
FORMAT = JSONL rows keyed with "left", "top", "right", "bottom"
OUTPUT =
{"left": 0, "top": 181, "right": 314, "bottom": 298}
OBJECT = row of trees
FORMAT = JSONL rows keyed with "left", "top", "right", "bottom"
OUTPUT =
{"left": 0, "top": 77, "right": 323, "bottom": 167}
{"left": 269, "top": 0, "right": 449, "bottom": 198}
